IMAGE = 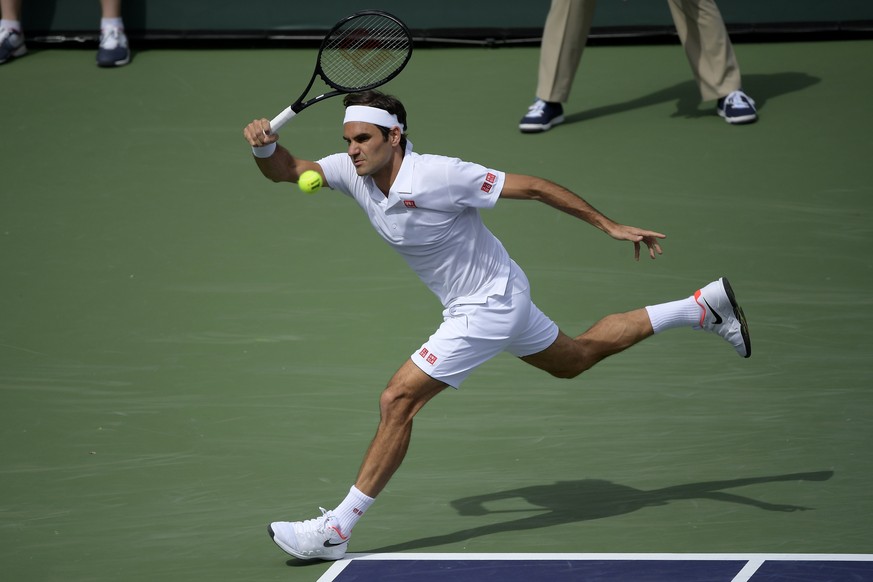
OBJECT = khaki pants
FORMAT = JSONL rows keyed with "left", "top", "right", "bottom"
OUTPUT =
{"left": 537, "top": 0, "right": 742, "bottom": 103}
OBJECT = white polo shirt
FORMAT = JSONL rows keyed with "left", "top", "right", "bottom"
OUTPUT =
{"left": 318, "top": 142, "right": 512, "bottom": 308}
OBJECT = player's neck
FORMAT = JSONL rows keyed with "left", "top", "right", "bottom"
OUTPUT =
{"left": 373, "top": 148, "right": 404, "bottom": 196}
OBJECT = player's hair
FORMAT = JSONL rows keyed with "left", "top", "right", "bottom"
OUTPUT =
{"left": 343, "top": 90, "right": 409, "bottom": 150}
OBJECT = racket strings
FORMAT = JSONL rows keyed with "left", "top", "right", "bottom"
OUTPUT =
{"left": 320, "top": 15, "right": 411, "bottom": 91}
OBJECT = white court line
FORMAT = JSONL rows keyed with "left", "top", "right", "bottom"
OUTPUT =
{"left": 317, "top": 553, "right": 873, "bottom": 582}
{"left": 730, "top": 558, "right": 764, "bottom": 582}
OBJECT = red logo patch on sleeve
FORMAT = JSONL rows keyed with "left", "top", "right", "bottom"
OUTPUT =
{"left": 486, "top": 172, "right": 496, "bottom": 184}
{"left": 419, "top": 347, "right": 438, "bottom": 366}
{"left": 481, "top": 182, "right": 493, "bottom": 193}
{"left": 404, "top": 200, "right": 417, "bottom": 208}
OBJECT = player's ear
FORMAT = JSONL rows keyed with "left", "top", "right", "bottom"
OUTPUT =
{"left": 389, "top": 127, "right": 402, "bottom": 146}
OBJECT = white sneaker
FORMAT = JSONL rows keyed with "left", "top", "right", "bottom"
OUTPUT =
{"left": 96, "top": 26, "right": 130, "bottom": 67}
{"left": 0, "top": 26, "right": 27, "bottom": 64}
{"left": 694, "top": 277, "right": 751, "bottom": 358}
{"left": 268, "top": 508, "right": 349, "bottom": 561}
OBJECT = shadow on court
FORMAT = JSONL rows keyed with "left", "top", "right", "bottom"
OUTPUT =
{"left": 562, "top": 72, "right": 820, "bottom": 124}
{"left": 363, "top": 471, "right": 833, "bottom": 554}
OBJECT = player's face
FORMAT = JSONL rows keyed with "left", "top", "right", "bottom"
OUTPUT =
{"left": 343, "top": 122, "right": 396, "bottom": 177}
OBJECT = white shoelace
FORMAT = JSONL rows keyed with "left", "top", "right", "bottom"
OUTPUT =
{"left": 0, "top": 27, "right": 21, "bottom": 45}
{"left": 295, "top": 507, "right": 334, "bottom": 534}
{"left": 526, "top": 99, "right": 548, "bottom": 118}
{"left": 100, "top": 27, "right": 125, "bottom": 50}
{"left": 724, "top": 90, "right": 755, "bottom": 110}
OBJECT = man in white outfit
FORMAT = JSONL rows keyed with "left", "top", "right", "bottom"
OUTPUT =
{"left": 243, "top": 89, "right": 751, "bottom": 561}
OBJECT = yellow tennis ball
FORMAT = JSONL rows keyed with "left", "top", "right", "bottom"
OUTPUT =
{"left": 298, "top": 170, "right": 323, "bottom": 194}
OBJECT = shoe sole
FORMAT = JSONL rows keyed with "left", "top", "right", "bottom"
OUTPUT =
{"left": 97, "top": 55, "right": 131, "bottom": 67}
{"left": 717, "top": 110, "right": 758, "bottom": 125}
{"left": 721, "top": 277, "right": 751, "bottom": 358}
{"left": 0, "top": 44, "right": 27, "bottom": 64}
{"left": 519, "top": 115, "right": 565, "bottom": 133}
{"left": 267, "top": 524, "right": 347, "bottom": 561}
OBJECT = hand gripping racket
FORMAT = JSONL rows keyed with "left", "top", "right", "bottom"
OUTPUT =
{"left": 269, "top": 10, "right": 413, "bottom": 133}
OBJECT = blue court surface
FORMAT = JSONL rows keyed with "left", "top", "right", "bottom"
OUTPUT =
{"left": 317, "top": 553, "right": 873, "bottom": 582}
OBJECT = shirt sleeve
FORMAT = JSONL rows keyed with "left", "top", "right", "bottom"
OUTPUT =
{"left": 445, "top": 157, "right": 505, "bottom": 209}
{"left": 409, "top": 155, "right": 504, "bottom": 211}
{"left": 316, "top": 153, "right": 356, "bottom": 197}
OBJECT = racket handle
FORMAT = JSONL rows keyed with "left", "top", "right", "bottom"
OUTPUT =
{"left": 269, "top": 106, "right": 298, "bottom": 134}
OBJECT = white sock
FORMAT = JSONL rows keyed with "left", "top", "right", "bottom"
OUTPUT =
{"left": 1, "top": 19, "right": 22, "bottom": 33}
{"left": 645, "top": 295, "right": 702, "bottom": 333}
{"left": 332, "top": 485, "right": 374, "bottom": 535}
{"left": 101, "top": 17, "right": 124, "bottom": 30}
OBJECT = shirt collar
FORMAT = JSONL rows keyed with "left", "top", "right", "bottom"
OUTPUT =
{"left": 386, "top": 140, "right": 415, "bottom": 205}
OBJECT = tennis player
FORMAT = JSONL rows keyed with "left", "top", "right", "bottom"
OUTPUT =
{"left": 242, "top": 90, "right": 751, "bottom": 561}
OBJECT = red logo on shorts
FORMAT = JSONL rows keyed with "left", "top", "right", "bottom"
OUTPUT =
{"left": 404, "top": 200, "right": 417, "bottom": 208}
{"left": 486, "top": 172, "right": 496, "bottom": 184}
{"left": 419, "top": 347, "right": 438, "bottom": 365}
{"left": 481, "top": 182, "right": 493, "bottom": 193}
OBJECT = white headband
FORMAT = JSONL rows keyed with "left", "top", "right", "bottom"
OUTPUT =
{"left": 343, "top": 105, "right": 404, "bottom": 131}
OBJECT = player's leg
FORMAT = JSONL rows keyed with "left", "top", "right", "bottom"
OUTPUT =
{"left": 0, "top": 0, "right": 22, "bottom": 21}
{"left": 355, "top": 359, "right": 448, "bottom": 497}
{"left": 268, "top": 360, "right": 447, "bottom": 561}
{"left": 668, "top": 0, "right": 739, "bottom": 101}
{"left": 667, "top": 0, "right": 756, "bottom": 123}
{"left": 0, "top": 0, "right": 26, "bottom": 65}
{"left": 520, "top": 0, "right": 596, "bottom": 132}
{"left": 97, "top": 0, "right": 130, "bottom": 67}
{"left": 537, "top": 0, "right": 597, "bottom": 103}
{"left": 522, "top": 277, "right": 750, "bottom": 377}
{"left": 100, "top": 0, "right": 121, "bottom": 18}
{"left": 522, "top": 308, "right": 655, "bottom": 378}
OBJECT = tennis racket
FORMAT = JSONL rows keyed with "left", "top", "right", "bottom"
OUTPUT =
{"left": 268, "top": 10, "right": 413, "bottom": 133}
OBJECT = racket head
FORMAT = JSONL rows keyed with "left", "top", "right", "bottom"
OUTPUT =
{"left": 316, "top": 10, "right": 413, "bottom": 93}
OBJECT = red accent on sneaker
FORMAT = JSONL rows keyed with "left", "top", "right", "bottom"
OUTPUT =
{"left": 693, "top": 289, "right": 705, "bottom": 326}
{"left": 329, "top": 525, "right": 349, "bottom": 541}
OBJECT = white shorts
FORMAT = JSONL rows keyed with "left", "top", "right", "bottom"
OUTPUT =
{"left": 410, "top": 266, "right": 559, "bottom": 388}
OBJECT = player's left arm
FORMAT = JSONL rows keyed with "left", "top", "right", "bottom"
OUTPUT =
{"left": 500, "top": 173, "right": 665, "bottom": 260}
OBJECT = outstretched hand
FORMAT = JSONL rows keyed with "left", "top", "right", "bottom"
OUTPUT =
{"left": 607, "top": 224, "right": 666, "bottom": 261}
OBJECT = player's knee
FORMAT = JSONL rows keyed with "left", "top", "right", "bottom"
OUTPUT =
{"left": 378, "top": 384, "right": 417, "bottom": 424}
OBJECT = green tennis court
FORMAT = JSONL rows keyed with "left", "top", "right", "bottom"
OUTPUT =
{"left": 1, "top": 39, "right": 871, "bottom": 581}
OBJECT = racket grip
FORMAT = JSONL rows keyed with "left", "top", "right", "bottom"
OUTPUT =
{"left": 269, "top": 107, "right": 298, "bottom": 134}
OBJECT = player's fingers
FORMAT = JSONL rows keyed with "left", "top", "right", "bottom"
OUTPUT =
{"left": 243, "top": 120, "right": 275, "bottom": 146}
{"left": 258, "top": 120, "right": 279, "bottom": 144}
{"left": 634, "top": 241, "right": 641, "bottom": 261}
{"left": 243, "top": 122, "right": 262, "bottom": 145}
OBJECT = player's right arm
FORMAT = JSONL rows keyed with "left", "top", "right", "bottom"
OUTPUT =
{"left": 501, "top": 173, "right": 665, "bottom": 261}
{"left": 242, "top": 118, "right": 325, "bottom": 185}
